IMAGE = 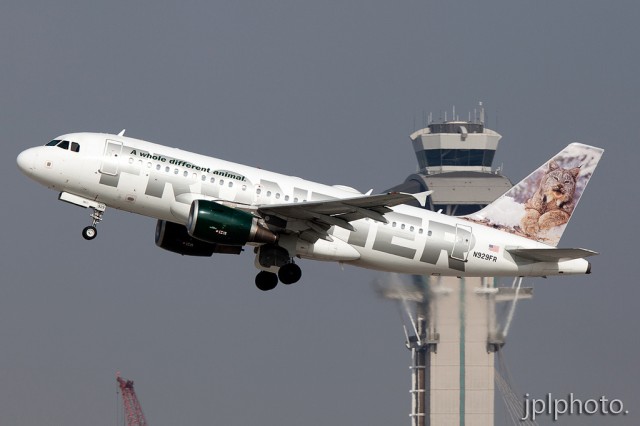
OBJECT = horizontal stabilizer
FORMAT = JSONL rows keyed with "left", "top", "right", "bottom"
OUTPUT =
{"left": 507, "top": 248, "right": 598, "bottom": 262}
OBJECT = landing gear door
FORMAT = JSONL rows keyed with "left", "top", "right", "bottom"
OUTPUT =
{"left": 451, "top": 223, "right": 473, "bottom": 262}
{"left": 100, "top": 140, "right": 123, "bottom": 175}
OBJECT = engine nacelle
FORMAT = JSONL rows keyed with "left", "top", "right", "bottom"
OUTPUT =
{"left": 187, "top": 200, "right": 278, "bottom": 246}
{"left": 155, "top": 220, "right": 242, "bottom": 256}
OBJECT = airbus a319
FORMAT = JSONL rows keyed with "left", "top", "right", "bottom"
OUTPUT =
{"left": 17, "top": 132, "right": 603, "bottom": 291}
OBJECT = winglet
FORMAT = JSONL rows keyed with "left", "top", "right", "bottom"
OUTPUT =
{"left": 406, "top": 190, "right": 432, "bottom": 208}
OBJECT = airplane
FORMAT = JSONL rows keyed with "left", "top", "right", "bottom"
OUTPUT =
{"left": 16, "top": 131, "right": 603, "bottom": 291}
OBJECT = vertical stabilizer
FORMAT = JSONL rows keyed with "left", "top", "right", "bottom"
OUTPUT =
{"left": 463, "top": 143, "right": 603, "bottom": 246}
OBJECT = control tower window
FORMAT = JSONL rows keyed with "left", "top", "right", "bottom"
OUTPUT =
{"left": 417, "top": 149, "right": 495, "bottom": 168}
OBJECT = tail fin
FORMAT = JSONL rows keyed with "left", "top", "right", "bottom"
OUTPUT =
{"left": 463, "top": 143, "right": 603, "bottom": 246}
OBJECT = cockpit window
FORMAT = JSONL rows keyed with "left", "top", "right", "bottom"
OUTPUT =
{"left": 45, "top": 139, "right": 81, "bottom": 152}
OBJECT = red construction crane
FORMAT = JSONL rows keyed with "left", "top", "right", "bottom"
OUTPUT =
{"left": 117, "top": 373, "right": 148, "bottom": 426}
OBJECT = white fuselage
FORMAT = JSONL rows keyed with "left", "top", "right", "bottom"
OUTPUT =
{"left": 17, "top": 132, "right": 591, "bottom": 277}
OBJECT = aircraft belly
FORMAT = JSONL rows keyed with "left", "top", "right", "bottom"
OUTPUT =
{"left": 296, "top": 237, "right": 361, "bottom": 262}
{"left": 348, "top": 246, "right": 453, "bottom": 276}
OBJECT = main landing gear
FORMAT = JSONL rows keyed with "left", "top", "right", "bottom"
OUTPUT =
{"left": 255, "top": 271, "right": 278, "bottom": 291}
{"left": 255, "top": 263, "right": 302, "bottom": 291}
{"left": 278, "top": 262, "right": 302, "bottom": 284}
{"left": 254, "top": 244, "right": 302, "bottom": 291}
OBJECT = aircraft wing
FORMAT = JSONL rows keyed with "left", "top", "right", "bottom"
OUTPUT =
{"left": 507, "top": 248, "right": 598, "bottom": 262}
{"left": 258, "top": 191, "right": 431, "bottom": 241}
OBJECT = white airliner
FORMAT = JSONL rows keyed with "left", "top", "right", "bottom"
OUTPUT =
{"left": 17, "top": 132, "right": 603, "bottom": 290}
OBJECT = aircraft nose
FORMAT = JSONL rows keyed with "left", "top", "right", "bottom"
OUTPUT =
{"left": 17, "top": 148, "right": 36, "bottom": 175}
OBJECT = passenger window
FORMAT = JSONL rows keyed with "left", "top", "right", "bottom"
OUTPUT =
{"left": 183, "top": 171, "right": 188, "bottom": 177}
{"left": 219, "top": 179, "right": 224, "bottom": 185}
{"left": 401, "top": 224, "right": 405, "bottom": 230}
{"left": 275, "top": 193, "right": 280, "bottom": 199}
{"left": 284, "top": 195, "right": 289, "bottom": 201}
{"left": 242, "top": 185, "right": 247, "bottom": 191}
{"left": 70, "top": 142, "right": 80, "bottom": 152}
{"left": 156, "top": 164, "right": 161, "bottom": 170}
{"left": 165, "top": 166, "right": 170, "bottom": 173}
{"left": 174, "top": 168, "right": 179, "bottom": 175}
{"left": 57, "top": 140, "right": 69, "bottom": 150}
{"left": 201, "top": 175, "right": 207, "bottom": 182}
{"left": 210, "top": 177, "right": 215, "bottom": 183}
{"left": 128, "top": 158, "right": 134, "bottom": 164}
{"left": 266, "top": 191, "right": 272, "bottom": 197}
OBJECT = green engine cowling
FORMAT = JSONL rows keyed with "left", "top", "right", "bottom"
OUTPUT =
{"left": 187, "top": 200, "right": 278, "bottom": 246}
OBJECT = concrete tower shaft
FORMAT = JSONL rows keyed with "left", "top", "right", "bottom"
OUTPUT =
{"left": 382, "top": 107, "right": 524, "bottom": 426}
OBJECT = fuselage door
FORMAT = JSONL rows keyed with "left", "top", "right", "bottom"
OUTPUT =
{"left": 451, "top": 223, "right": 473, "bottom": 262}
{"left": 100, "top": 140, "right": 123, "bottom": 175}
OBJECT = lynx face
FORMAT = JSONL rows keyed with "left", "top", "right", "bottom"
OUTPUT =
{"left": 521, "top": 160, "right": 581, "bottom": 236}
{"left": 539, "top": 160, "right": 580, "bottom": 207}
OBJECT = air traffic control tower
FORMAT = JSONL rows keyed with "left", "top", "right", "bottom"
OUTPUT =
{"left": 392, "top": 111, "right": 510, "bottom": 214}
{"left": 379, "top": 107, "right": 531, "bottom": 426}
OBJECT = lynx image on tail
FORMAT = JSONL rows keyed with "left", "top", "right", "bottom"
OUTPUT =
{"left": 520, "top": 160, "right": 580, "bottom": 236}
{"left": 463, "top": 143, "right": 603, "bottom": 246}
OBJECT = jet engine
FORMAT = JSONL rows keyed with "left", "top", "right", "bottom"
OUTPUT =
{"left": 155, "top": 220, "right": 242, "bottom": 256}
{"left": 187, "top": 200, "right": 278, "bottom": 246}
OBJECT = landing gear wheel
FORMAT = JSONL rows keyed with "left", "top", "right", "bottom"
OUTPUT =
{"left": 255, "top": 271, "right": 278, "bottom": 291}
{"left": 82, "top": 226, "right": 97, "bottom": 240}
{"left": 278, "top": 263, "right": 302, "bottom": 285}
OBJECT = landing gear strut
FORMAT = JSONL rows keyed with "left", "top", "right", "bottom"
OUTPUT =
{"left": 82, "top": 205, "right": 105, "bottom": 240}
{"left": 58, "top": 193, "right": 107, "bottom": 241}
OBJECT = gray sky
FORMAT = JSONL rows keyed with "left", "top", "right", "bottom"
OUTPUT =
{"left": 1, "top": 1, "right": 638, "bottom": 425}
